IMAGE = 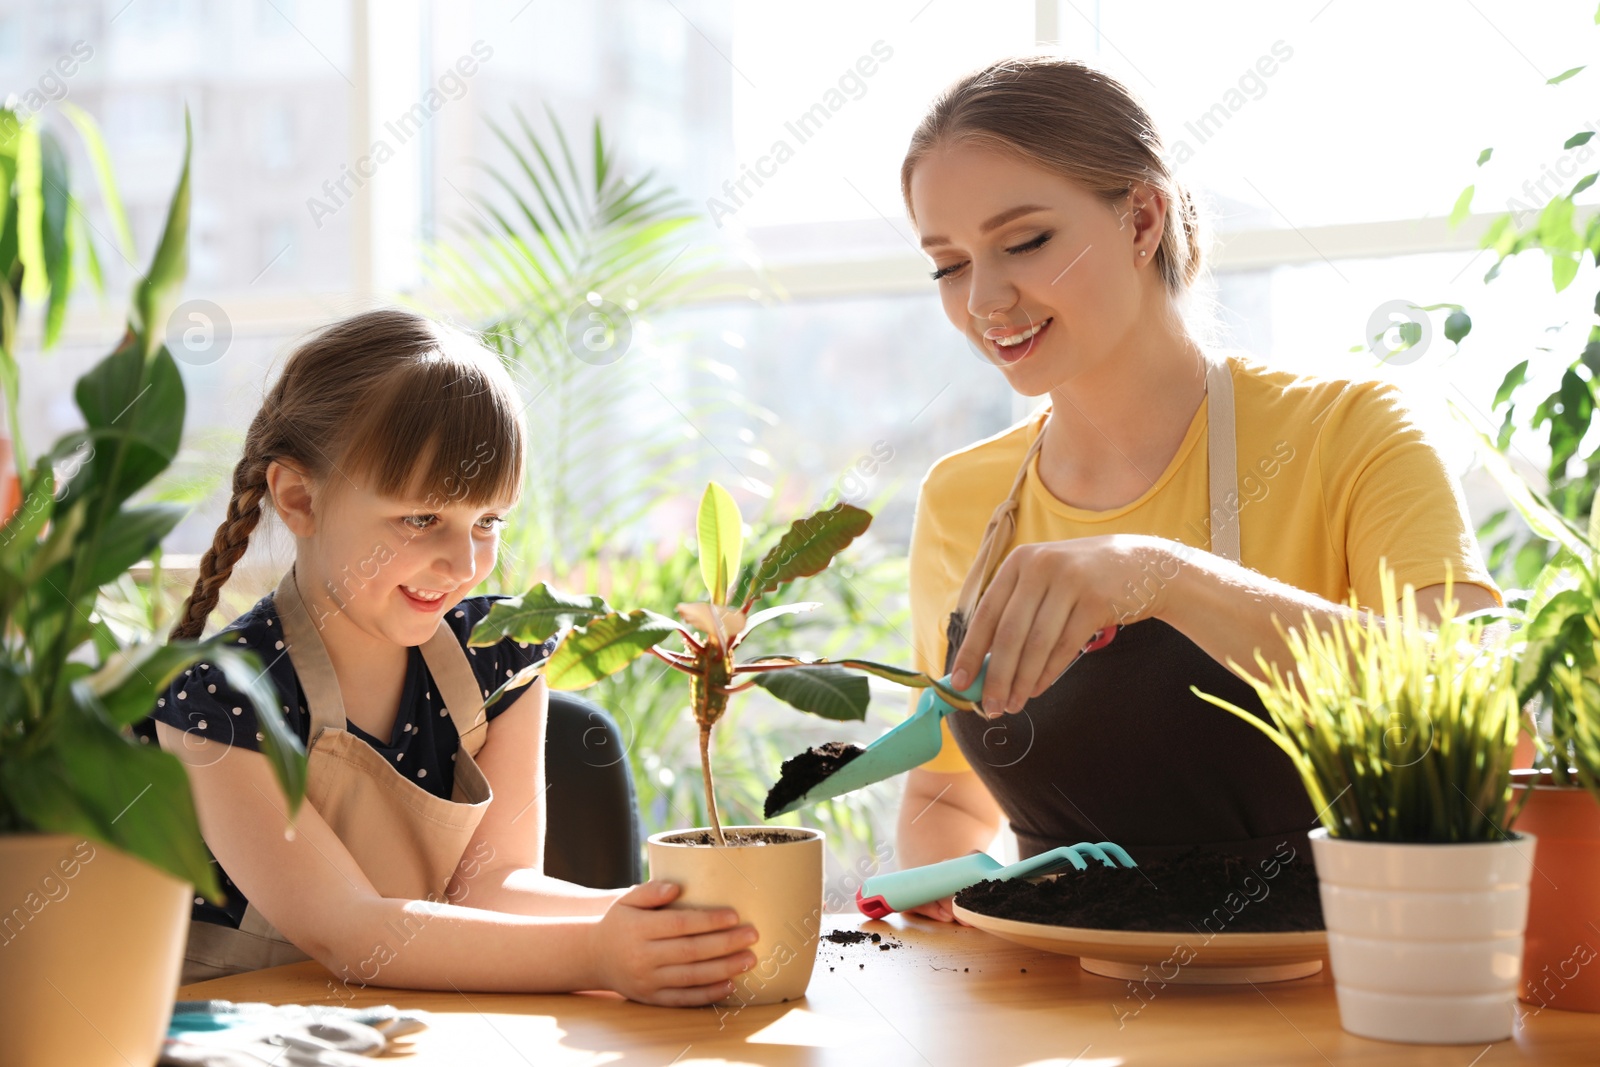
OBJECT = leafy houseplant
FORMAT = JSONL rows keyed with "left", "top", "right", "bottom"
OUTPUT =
{"left": 467, "top": 481, "right": 974, "bottom": 1005}
{"left": 1192, "top": 564, "right": 1533, "bottom": 1044}
{"left": 1467, "top": 437, "right": 1600, "bottom": 1013}
{"left": 0, "top": 114, "right": 307, "bottom": 1067}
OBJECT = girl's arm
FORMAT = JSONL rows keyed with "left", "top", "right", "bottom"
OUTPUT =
{"left": 444, "top": 678, "right": 625, "bottom": 917}
{"left": 157, "top": 722, "right": 758, "bottom": 1003}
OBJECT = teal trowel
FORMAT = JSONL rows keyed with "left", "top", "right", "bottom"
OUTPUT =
{"left": 763, "top": 658, "right": 990, "bottom": 817}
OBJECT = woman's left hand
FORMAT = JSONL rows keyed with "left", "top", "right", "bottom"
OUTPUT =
{"left": 948, "top": 534, "right": 1179, "bottom": 718}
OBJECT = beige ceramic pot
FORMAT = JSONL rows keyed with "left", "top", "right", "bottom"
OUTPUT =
{"left": 0, "top": 832, "right": 191, "bottom": 1067}
{"left": 647, "top": 825, "right": 824, "bottom": 1007}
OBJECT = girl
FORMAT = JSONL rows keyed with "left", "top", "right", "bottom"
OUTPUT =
{"left": 136, "top": 308, "right": 759, "bottom": 1004}
{"left": 892, "top": 58, "right": 1503, "bottom": 921}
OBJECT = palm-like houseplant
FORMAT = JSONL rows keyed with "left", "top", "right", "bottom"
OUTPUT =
{"left": 0, "top": 113, "right": 307, "bottom": 1067}
{"left": 1192, "top": 564, "right": 1532, "bottom": 1044}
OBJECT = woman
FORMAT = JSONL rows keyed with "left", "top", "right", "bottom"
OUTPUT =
{"left": 893, "top": 57, "right": 1502, "bottom": 922}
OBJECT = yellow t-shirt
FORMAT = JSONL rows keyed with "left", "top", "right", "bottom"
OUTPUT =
{"left": 911, "top": 351, "right": 1503, "bottom": 773}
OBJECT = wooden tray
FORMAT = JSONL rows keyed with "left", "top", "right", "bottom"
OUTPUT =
{"left": 951, "top": 901, "right": 1328, "bottom": 984}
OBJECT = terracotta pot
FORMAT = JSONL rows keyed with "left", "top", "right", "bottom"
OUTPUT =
{"left": 647, "top": 825, "right": 823, "bottom": 1007}
{"left": 1310, "top": 828, "right": 1535, "bottom": 1044}
{"left": 0, "top": 833, "right": 191, "bottom": 1067}
{"left": 1510, "top": 769, "right": 1600, "bottom": 1013}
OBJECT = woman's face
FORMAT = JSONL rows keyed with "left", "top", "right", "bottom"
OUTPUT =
{"left": 909, "top": 140, "right": 1162, "bottom": 396}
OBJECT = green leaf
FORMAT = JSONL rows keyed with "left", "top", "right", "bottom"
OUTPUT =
{"left": 132, "top": 108, "right": 192, "bottom": 357}
{"left": 1566, "top": 131, "right": 1595, "bottom": 150}
{"left": 1444, "top": 308, "right": 1472, "bottom": 344}
{"left": 80, "top": 503, "right": 184, "bottom": 590}
{"left": 468, "top": 584, "right": 611, "bottom": 646}
{"left": 1493, "top": 359, "right": 1529, "bottom": 409}
{"left": 752, "top": 665, "right": 869, "bottom": 721}
{"left": 738, "top": 502, "right": 872, "bottom": 606}
{"left": 1578, "top": 173, "right": 1600, "bottom": 199}
{"left": 71, "top": 342, "right": 186, "bottom": 509}
{"left": 735, "top": 601, "right": 821, "bottom": 642}
{"left": 1477, "top": 147, "right": 1493, "bottom": 166}
{"left": 58, "top": 102, "right": 135, "bottom": 262}
{"left": 738, "top": 655, "right": 979, "bottom": 710}
{"left": 1553, "top": 252, "right": 1580, "bottom": 292}
{"left": 14, "top": 119, "right": 44, "bottom": 305}
{"left": 1449, "top": 184, "right": 1474, "bottom": 227}
{"left": 545, "top": 609, "right": 680, "bottom": 689}
{"left": 2, "top": 693, "right": 222, "bottom": 899}
{"left": 696, "top": 481, "right": 742, "bottom": 605}
{"left": 1454, "top": 406, "right": 1592, "bottom": 559}
{"left": 38, "top": 128, "right": 71, "bottom": 348}
{"left": 1548, "top": 65, "right": 1585, "bottom": 86}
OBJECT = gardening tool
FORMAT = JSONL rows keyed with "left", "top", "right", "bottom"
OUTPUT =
{"left": 765, "top": 627, "right": 1119, "bottom": 818}
{"left": 855, "top": 840, "right": 1138, "bottom": 919}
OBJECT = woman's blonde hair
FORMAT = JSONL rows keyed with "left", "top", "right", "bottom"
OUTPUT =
{"left": 900, "top": 55, "right": 1206, "bottom": 298}
{"left": 170, "top": 308, "right": 526, "bottom": 641}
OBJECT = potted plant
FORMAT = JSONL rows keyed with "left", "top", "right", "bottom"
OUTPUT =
{"left": 469, "top": 481, "right": 974, "bottom": 1006}
{"left": 1471, "top": 438, "right": 1600, "bottom": 1014}
{"left": 1193, "top": 564, "right": 1532, "bottom": 1045}
{"left": 0, "top": 113, "right": 307, "bottom": 1067}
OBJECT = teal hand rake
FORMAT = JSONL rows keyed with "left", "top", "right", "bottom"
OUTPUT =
{"left": 855, "top": 840, "right": 1138, "bottom": 918}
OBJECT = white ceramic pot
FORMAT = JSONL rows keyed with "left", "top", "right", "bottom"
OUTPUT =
{"left": 1309, "top": 828, "right": 1535, "bottom": 1044}
{"left": 0, "top": 833, "right": 191, "bottom": 1067}
{"left": 647, "top": 825, "right": 823, "bottom": 1007}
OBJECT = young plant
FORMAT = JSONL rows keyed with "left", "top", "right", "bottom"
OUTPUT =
{"left": 469, "top": 481, "right": 976, "bottom": 845}
{"left": 0, "top": 113, "right": 307, "bottom": 896}
{"left": 1191, "top": 564, "right": 1523, "bottom": 843}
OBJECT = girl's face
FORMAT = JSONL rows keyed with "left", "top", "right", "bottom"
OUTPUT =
{"left": 908, "top": 141, "right": 1162, "bottom": 395}
{"left": 300, "top": 470, "right": 514, "bottom": 649}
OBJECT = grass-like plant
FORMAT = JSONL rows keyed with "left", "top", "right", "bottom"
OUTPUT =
{"left": 468, "top": 481, "right": 975, "bottom": 845}
{"left": 1191, "top": 564, "right": 1522, "bottom": 843}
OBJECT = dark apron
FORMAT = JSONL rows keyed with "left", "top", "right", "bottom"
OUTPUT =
{"left": 942, "top": 355, "right": 1315, "bottom": 864}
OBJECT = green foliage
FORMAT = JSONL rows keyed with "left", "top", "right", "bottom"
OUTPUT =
{"left": 0, "top": 111, "right": 307, "bottom": 898}
{"left": 1192, "top": 565, "right": 1523, "bottom": 843}
{"left": 1454, "top": 55, "right": 1600, "bottom": 587}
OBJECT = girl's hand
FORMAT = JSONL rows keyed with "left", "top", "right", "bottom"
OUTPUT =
{"left": 589, "top": 881, "right": 761, "bottom": 1007}
{"left": 950, "top": 534, "right": 1177, "bottom": 717}
{"left": 906, "top": 895, "right": 972, "bottom": 925}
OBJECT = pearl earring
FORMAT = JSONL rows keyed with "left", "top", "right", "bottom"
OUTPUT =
{"left": 1139, "top": 250, "right": 1147, "bottom": 257}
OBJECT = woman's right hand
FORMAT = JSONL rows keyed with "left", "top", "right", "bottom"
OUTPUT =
{"left": 589, "top": 880, "right": 761, "bottom": 1006}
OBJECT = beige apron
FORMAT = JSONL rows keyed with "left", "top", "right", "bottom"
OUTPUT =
{"left": 181, "top": 566, "right": 495, "bottom": 985}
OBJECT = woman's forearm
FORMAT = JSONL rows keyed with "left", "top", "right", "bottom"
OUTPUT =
{"left": 1149, "top": 540, "right": 1351, "bottom": 681}
{"left": 1148, "top": 538, "right": 1498, "bottom": 682}
{"left": 896, "top": 769, "right": 1003, "bottom": 869}
{"left": 316, "top": 895, "right": 602, "bottom": 993}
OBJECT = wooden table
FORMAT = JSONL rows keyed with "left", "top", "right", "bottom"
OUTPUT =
{"left": 176, "top": 913, "right": 1598, "bottom": 1065}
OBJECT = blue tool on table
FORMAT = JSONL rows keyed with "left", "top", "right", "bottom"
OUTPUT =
{"left": 856, "top": 840, "right": 1138, "bottom": 918}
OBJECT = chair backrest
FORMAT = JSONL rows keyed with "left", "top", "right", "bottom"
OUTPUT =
{"left": 542, "top": 692, "right": 643, "bottom": 888}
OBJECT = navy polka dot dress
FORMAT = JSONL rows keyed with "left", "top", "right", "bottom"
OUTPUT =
{"left": 132, "top": 592, "right": 554, "bottom": 928}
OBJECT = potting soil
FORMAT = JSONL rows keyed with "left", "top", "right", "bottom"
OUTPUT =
{"left": 763, "top": 741, "right": 865, "bottom": 818}
{"left": 954, "top": 846, "right": 1324, "bottom": 933}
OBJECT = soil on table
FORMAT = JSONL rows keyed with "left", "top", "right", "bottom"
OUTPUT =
{"left": 763, "top": 741, "right": 864, "bottom": 818}
{"left": 664, "top": 828, "right": 808, "bottom": 846}
{"left": 954, "top": 847, "right": 1324, "bottom": 933}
